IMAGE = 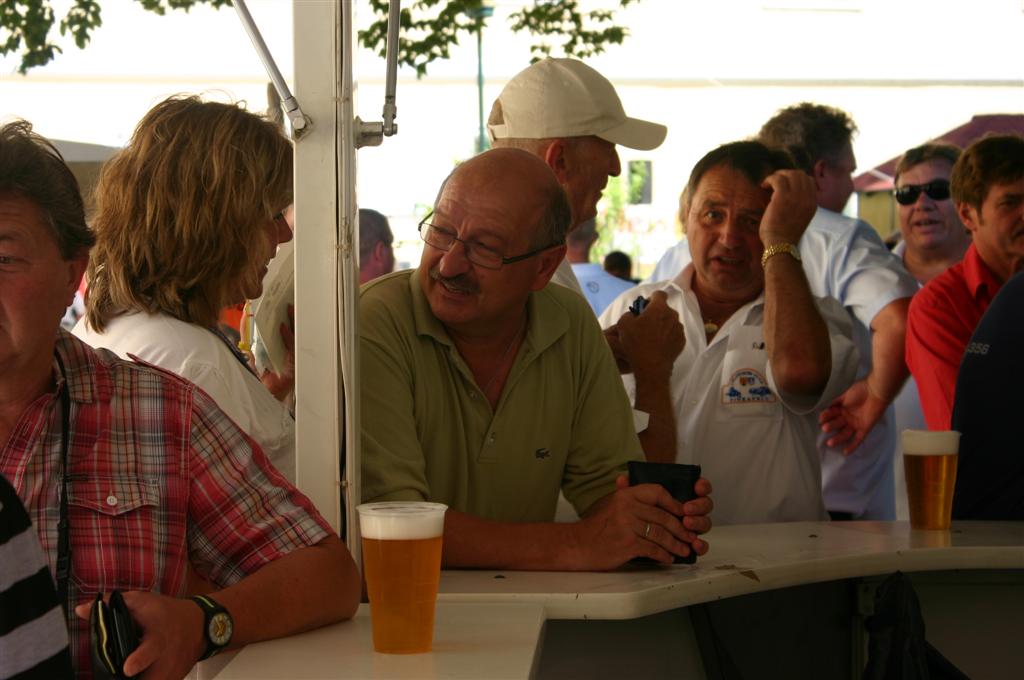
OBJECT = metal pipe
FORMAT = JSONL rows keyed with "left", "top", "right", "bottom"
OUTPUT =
{"left": 232, "top": 0, "right": 311, "bottom": 134}
{"left": 382, "top": 0, "right": 401, "bottom": 136}
{"left": 476, "top": 25, "right": 485, "bottom": 152}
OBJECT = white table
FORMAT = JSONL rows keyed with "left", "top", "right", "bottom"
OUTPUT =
{"left": 212, "top": 522, "right": 1024, "bottom": 679}
{"left": 446, "top": 521, "right": 1024, "bottom": 679}
{"left": 439, "top": 520, "right": 1024, "bottom": 617}
{"left": 211, "top": 602, "right": 545, "bottom": 679}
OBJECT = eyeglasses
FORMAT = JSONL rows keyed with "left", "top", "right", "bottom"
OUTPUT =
{"left": 418, "top": 212, "right": 558, "bottom": 270}
{"left": 894, "top": 180, "right": 951, "bottom": 206}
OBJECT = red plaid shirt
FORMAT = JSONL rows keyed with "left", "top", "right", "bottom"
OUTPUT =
{"left": 0, "top": 331, "right": 332, "bottom": 677}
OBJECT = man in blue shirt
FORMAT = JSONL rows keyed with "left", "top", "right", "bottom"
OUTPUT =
{"left": 952, "top": 272, "right": 1024, "bottom": 519}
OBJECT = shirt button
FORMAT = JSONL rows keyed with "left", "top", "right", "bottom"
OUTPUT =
{"left": 106, "top": 495, "right": 118, "bottom": 507}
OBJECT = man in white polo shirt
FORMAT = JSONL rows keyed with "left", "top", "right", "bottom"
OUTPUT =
{"left": 487, "top": 57, "right": 665, "bottom": 295}
{"left": 647, "top": 104, "right": 917, "bottom": 520}
{"left": 601, "top": 141, "right": 859, "bottom": 524}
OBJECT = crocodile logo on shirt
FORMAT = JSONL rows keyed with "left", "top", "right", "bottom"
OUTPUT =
{"left": 535, "top": 448, "right": 551, "bottom": 460}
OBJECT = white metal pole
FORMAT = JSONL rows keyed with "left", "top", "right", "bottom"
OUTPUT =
{"left": 292, "top": 0, "right": 344, "bottom": 533}
{"left": 338, "top": 0, "right": 362, "bottom": 560}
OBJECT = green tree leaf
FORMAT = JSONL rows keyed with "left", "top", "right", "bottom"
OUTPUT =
{"left": 3, "top": 0, "right": 639, "bottom": 76}
{"left": 1, "top": 0, "right": 231, "bottom": 74}
{"left": 359, "top": 0, "right": 641, "bottom": 78}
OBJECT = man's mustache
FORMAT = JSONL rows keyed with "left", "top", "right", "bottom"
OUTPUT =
{"left": 429, "top": 267, "right": 479, "bottom": 294}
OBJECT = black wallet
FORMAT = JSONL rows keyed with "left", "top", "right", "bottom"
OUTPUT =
{"left": 628, "top": 460, "right": 702, "bottom": 565}
{"left": 89, "top": 590, "right": 140, "bottom": 680}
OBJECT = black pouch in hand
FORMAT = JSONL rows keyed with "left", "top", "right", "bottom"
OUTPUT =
{"left": 628, "top": 461, "right": 702, "bottom": 565}
{"left": 90, "top": 590, "right": 140, "bottom": 680}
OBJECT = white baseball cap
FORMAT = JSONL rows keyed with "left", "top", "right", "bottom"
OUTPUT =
{"left": 487, "top": 58, "right": 667, "bottom": 151}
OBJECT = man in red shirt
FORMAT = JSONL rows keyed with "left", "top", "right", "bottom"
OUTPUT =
{"left": 906, "top": 134, "right": 1024, "bottom": 429}
{"left": 0, "top": 120, "right": 360, "bottom": 677}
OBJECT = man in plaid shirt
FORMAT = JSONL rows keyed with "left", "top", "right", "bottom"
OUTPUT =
{"left": 0, "top": 121, "right": 360, "bottom": 677}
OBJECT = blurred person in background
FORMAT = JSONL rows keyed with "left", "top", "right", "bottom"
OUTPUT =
{"left": 604, "top": 250, "right": 635, "bottom": 282}
{"left": 358, "top": 208, "right": 395, "bottom": 284}
{"left": 567, "top": 218, "right": 632, "bottom": 315}
{"left": 73, "top": 96, "right": 298, "bottom": 481}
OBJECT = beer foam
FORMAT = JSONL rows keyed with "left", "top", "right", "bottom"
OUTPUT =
{"left": 901, "top": 429, "right": 961, "bottom": 455}
{"left": 357, "top": 502, "right": 447, "bottom": 540}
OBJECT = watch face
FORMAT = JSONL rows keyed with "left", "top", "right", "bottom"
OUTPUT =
{"left": 208, "top": 612, "right": 233, "bottom": 647}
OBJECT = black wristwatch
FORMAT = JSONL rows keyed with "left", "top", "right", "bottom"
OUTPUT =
{"left": 191, "top": 595, "right": 233, "bottom": 660}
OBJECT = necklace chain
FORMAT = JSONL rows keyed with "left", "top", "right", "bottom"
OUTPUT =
{"left": 481, "top": 316, "right": 526, "bottom": 397}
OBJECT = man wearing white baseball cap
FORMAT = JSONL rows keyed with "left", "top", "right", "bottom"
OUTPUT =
{"left": 486, "top": 58, "right": 680, "bottom": 474}
{"left": 487, "top": 57, "right": 666, "bottom": 295}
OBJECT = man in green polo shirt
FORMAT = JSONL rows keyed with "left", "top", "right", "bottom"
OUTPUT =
{"left": 360, "top": 148, "right": 712, "bottom": 570}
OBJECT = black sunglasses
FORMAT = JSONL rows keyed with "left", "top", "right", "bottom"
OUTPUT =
{"left": 894, "top": 180, "right": 951, "bottom": 206}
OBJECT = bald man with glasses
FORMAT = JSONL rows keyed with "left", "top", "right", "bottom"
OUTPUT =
{"left": 359, "top": 148, "right": 712, "bottom": 571}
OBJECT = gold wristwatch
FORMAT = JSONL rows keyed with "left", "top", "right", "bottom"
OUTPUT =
{"left": 761, "top": 242, "right": 801, "bottom": 268}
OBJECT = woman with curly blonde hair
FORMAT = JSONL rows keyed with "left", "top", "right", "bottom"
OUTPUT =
{"left": 74, "top": 95, "right": 297, "bottom": 480}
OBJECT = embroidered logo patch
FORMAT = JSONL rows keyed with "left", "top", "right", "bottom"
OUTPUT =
{"left": 722, "top": 369, "right": 776, "bottom": 404}
{"left": 535, "top": 448, "right": 551, "bottom": 460}
{"left": 586, "top": 281, "right": 600, "bottom": 294}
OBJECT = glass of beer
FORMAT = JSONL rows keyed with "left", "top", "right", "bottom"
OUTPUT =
{"left": 356, "top": 501, "right": 447, "bottom": 654}
{"left": 901, "top": 430, "right": 960, "bottom": 530}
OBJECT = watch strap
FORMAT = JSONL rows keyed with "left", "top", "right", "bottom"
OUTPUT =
{"left": 191, "top": 595, "right": 231, "bottom": 661}
{"left": 761, "top": 242, "right": 801, "bottom": 268}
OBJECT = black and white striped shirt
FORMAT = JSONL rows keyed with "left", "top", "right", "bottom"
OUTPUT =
{"left": 0, "top": 473, "right": 71, "bottom": 680}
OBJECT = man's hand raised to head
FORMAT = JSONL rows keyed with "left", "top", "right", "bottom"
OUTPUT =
{"left": 568, "top": 474, "right": 712, "bottom": 571}
{"left": 759, "top": 169, "right": 818, "bottom": 247}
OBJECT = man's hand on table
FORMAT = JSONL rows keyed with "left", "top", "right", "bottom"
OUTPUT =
{"left": 76, "top": 591, "right": 205, "bottom": 679}
{"left": 570, "top": 475, "right": 713, "bottom": 570}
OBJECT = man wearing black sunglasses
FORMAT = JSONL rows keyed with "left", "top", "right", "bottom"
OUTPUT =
{"left": 907, "top": 133, "right": 1024, "bottom": 431}
{"left": 888, "top": 143, "right": 972, "bottom": 520}
{"left": 892, "top": 143, "right": 971, "bottom": 286}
